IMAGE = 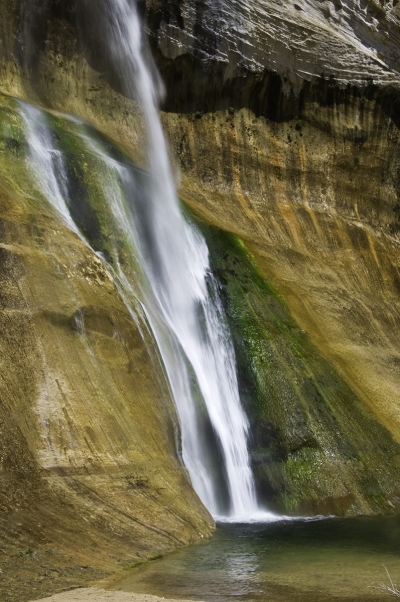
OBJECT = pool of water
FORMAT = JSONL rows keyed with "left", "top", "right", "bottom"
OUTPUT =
{"left": 109, "top": 515, "right": 400, "bottom": 601}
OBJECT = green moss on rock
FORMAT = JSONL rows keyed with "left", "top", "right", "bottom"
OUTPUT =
{"left": 198, "top": 223, "right": 400, "bottom": 517}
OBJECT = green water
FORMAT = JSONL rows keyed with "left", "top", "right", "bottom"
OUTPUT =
{"left": 110, "top": 516, "right": 400, "bottom": 601}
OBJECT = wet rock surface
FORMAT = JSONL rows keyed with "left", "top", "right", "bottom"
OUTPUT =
{"left": 201, "top": 223, "right": 400, "bottom": 515}
{"left": 0, "top": 95, "right": 213, "bottom": 602}
{"left": 1, "top": 0, "right": 400, "bottom": 599}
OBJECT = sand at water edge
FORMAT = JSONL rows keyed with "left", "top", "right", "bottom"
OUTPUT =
{"left": 30, "top": 588, "right": 199, "bottom": 602}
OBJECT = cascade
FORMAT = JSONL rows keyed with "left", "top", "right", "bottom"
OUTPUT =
{"left": 20, "top": 0, "right": 275, "bottom": 521}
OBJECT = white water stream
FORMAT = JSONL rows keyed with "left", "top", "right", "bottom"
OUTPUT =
{"left": 19, "top": 0, "right": 275, "bottom": 521}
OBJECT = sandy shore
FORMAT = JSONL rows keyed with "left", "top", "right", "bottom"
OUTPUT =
{"left": 30, "top": 588, "right": 198, "bottom": 602}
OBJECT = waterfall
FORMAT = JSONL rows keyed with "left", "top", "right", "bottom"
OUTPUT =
{"left": 19, "top": 0, "right": 275, "bottom": 521}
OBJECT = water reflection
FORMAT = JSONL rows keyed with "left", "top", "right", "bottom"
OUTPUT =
{"left": 109, "top": 516, "right": 400, "bottom": 601}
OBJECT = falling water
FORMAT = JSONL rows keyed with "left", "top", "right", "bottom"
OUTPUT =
{"left": 19, "top": 104, "right": 80, "bottom": 237}
{"left": 19, "top": 0, "right": 275, "bottom": 520}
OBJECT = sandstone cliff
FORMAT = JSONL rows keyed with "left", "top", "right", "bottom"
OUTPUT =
{"left": 0, "top": 94, "right": 213, "bottom": 602}
{"left": 1, "top": 0, "right": 400, "bottom": 599}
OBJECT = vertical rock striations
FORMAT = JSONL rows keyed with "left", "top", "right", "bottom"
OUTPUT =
{"left": 0, "top": 1, "right": 400, "bottom": 592}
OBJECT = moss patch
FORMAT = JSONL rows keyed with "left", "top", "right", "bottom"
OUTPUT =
{"left": 197, "top": 222, "right": 400, "bottom": 516}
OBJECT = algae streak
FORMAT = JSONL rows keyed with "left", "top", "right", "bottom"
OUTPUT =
{"left": 200, "top": 223, "right": 400, "bottom": 517}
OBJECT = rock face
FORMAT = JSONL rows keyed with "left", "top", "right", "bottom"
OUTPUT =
{"left": 162, "top": 98, "right": 400, "bottom": 444}
{"left": 197, "top": 224, "right": 400, "bottom": 517}
{"left": 1, "top": 0, "right": 400, "bottom": 595}
{"left": 145, "top": 0, "right": 400, "bottom": 113}
{"left": 146, "top": 0, "right": 400, "bottom": 86}
{"left": 142, "top": 0, "right": 400, "bottom": 513}
{"left": 0, "top": 95, "right": 213, "bottom": 602}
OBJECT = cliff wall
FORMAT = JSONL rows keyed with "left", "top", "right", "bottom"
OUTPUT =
{"left": 1, "top": 0, "right": 400, "bottom": 598}
{"left": 148, "top": 0, "right": 400, "bottom": 450}
{"left": 0, "top": 93, "right": 213, "bottom": 602}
